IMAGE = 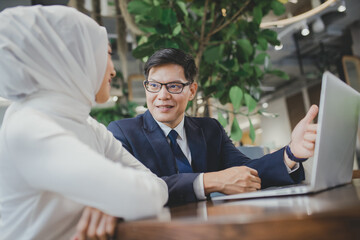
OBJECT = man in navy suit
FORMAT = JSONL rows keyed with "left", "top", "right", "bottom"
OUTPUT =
{"left": 108, "top": 48, "right": 318, "bottom": 205}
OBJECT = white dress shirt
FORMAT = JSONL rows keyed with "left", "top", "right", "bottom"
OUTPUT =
{"left": 156, "top": 118, "right": 207, "bottom": 200}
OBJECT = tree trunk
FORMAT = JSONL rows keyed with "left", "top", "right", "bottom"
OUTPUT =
{"left": 115, "top": 0, "right": 128, "bottom": 83}
{"left": 67, "top": 0, "right": 86, "bottom": 13}
{"left": 91, "top": 0, "right": 102, "bottom": 26}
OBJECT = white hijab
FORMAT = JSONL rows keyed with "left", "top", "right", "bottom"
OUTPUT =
{"left": 0, "top": 5, "right": 107, "bottom": 122}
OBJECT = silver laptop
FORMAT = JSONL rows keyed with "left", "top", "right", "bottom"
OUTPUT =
{"left": 212, "top": 71, "right": 360, "bottom": 201}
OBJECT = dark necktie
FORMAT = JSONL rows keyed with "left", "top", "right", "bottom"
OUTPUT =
{"left": 168, "top": 130, "right": 193, "bottom": 173}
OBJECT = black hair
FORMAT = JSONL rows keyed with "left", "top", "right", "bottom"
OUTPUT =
{"left": 144, "top": 48, "right": 198, "bottom": 83}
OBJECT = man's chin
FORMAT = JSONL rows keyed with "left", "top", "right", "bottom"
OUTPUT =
{"left": 154, "top": 115, "right": 173, "bottom": 123}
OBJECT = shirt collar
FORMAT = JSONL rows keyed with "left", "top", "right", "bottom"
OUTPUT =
{"left": 155, "top": 117, "right": 185, "bottom": 140}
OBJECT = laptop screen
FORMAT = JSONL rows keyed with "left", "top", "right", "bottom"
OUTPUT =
{"left": 309, "top": 71, "right": 360, "bottom": 191}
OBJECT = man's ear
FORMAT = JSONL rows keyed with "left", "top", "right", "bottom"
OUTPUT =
{"left": 189, "top": 82, "right": 198, "bottom": 100}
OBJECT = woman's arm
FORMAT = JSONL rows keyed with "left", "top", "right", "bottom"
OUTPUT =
{"left": 8, "top": 112, "right": 168, "bottom": 220}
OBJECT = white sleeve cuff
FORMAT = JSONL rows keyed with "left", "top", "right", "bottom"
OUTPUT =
{"left": 193, "top": 173, "right": 207, "bottom": 200}
{"left": 285, "top": 161, "right": 300, "bottom": 174}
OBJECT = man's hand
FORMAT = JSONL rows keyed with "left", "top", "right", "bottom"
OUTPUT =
{"left": 285, "top": 104, "right": 319, "bottom": 168}
{"left": 70, "top": 207, "right": 116, "bottom": 240}
{"left": 203, "top": 166, "right": 261, "bottom": 195}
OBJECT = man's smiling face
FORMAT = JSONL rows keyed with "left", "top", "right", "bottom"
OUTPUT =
{"left": 145, "top": 63, "right": 197, "bottom": 128}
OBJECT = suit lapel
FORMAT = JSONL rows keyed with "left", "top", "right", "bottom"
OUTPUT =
{"left": 185, "top": 117, "right": 207, "bottom": 172}
{"left": 143, "top": 111, "right": 178, "bottom": 175}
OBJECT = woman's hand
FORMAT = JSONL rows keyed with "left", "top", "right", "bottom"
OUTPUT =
{"left": 70, "top": 207, "right": 117, "bottom": 240}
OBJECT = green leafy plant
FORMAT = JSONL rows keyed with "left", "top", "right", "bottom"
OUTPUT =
{"left": 90, "top": 101, "right": 138, "bottom": 127}
{"left": 128, "top": 0, "right": 288, "bottom": 142}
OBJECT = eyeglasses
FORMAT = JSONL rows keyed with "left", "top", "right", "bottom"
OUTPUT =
{"left": 144, "top": 80, "right": 191, "bottom": 94}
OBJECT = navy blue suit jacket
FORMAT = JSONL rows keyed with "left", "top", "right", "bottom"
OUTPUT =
{"left": 108, "top": 110, "right": 304, "bottom": 205}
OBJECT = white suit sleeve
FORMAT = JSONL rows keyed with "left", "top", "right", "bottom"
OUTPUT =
{"left": 7, "top": 113, "right": 168, "bottom": 220}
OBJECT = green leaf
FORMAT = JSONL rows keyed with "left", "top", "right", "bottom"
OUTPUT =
{"left": 140, "top": 27, "right": 157, "bottom": 34}
{"left": 253, "top": 53, "right": 268, "bottom": 64}
{"left": 271, "top": 0, "right": 286, "bottom": 16}
{"left": 243, "top": 63, "right": 252, "bottom": 75}
{"left": 231, "top": 119, "right": 243, "bottom": 142}
{"left": 150, "top": 6, "right": 162, "bottom": 21}
{"left": 161, "top": 8, "right": 177, "bottom": 26}
{"left": 154, "top": 38, "right": 179, "bottom": 49}
{"left": 257, "top": 37, "right": 268, "bottom": 51}
{"left": 268, "top": 69, "right": 289, "bottom": 80}
{"left": 214, "top": 89, "right": 225, "bottom": 99}
{"left": 132, "top": 42, "right": 154, "bottom": 59}
{"left": 232, "top": 58, "right": 240, "bottom": 72}
{"left": 249, "top": 119, "right": 256, "bottom": 143}
{"left": 128, "top": 0, "right": 151, "bottom": 14}
{"left": 223, "top": 59, "right": 235, "bottom": 69}
{"left": 260, "top": 29, "right": 280, "bottom": 46}
{"left": 225, "top": 23, "right": 237, "bottom": 41}
{"left": 237, "top": 39, "right": 253, "bottom": 61}
{"left": 229, "top": 86, "right": 243, "bottom": 111}
{"left": 252, "top": 6, "right": 263, "bottom": 25}
{"left": 138, "top": 35, "right": 148, "bottom": 45}
{"left": 189, "top": 4, "right": 204, "bottom": 17}
{"left": 244, "top": 93, "right": 257, "bottom": 113}
{"left": 155, "top": 23, "right": 170, "bottom": 34}
{"left": 217, "top": 112, "right": 227, "bottom": 128}
{"left": 142, "top": 56, "right": 149, "bottom": 62}
{"left": 204, "top": 46, "right": 222, "bottom": 63}
{"left": 254, "top": 65, "right": 263, "bottom": 78}
{"left": 219, "top": 93, "right": 230, "bottom": 105}
{"left": 217, "top": 63, "right": 229, "bottom": 71}
{"left": 176, "top": 1, "right": 188, "bottom": 17}
{"left": 172, "top": 23, "right": 182, "bottom": 36}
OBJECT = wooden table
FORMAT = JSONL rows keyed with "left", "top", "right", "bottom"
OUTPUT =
{"left": 117, "top": 173, "right": 360, "bottom": 240}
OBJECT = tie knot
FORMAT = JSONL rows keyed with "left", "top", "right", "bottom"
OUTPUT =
{"left": 168, "top": 130, "right": 178, "bottom": 144}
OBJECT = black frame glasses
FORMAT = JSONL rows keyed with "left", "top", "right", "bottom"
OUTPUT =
{"left": 144, "top": 80, "right": 192, "bottom": 94}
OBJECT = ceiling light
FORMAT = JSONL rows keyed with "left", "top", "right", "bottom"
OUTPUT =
{"left": 274, "top": 44, "right": 283, "bottom": 50}
{"left": 337, "top": 1, "right": 346, "bottom": 12}
{"left": 301, "top": 24, "right": 310, "bottom": 36}
{"left": 337, "top": 6, "right": 346, "bottom": 12}
{"left": 112, "top": 96, "right": 118, "bottom": 102}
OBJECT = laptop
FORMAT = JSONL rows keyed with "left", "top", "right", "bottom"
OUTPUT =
{"left": 212, "top": 71, "right": 360, "bottom": 201}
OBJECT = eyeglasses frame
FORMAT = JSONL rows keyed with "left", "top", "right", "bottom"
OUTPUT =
{"left": 143, "top": 80, "right": 192, "bottom": 94}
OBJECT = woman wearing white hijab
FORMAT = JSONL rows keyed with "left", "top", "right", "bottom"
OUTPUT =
{"left": 0, "top": 5, "right": 168, "bottom": 240}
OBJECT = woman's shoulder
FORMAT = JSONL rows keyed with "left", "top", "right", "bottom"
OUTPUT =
{"left": 3, "top": 106, "right": 67, "bottom": 146}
